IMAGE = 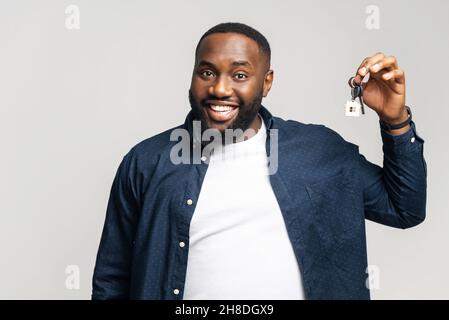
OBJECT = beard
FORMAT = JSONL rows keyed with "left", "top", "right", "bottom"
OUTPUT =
{"left": 188, "top": 89, "right": 263, "bottom": 145}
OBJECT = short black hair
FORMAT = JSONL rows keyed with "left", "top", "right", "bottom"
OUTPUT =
{"left": 195, "top": 22, "right": 271, "bottom": 66}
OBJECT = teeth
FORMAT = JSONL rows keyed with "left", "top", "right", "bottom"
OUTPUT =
{"left": 209, "top": 105, "right": 236, "bottom": 112}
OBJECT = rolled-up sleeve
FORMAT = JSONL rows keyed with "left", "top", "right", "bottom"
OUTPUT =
{"left": 357, "top": 120, "right": 427, "bottom": 228}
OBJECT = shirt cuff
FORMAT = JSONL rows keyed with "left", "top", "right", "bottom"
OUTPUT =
{"left": 380, "top": 120, "right": 425, "bottom": 155}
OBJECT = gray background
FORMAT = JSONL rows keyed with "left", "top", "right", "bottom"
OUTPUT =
{"left": 1, "top": 0, "right": 448, "bottom": 299}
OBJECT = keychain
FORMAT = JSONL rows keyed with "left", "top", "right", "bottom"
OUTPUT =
{"left": 345, "top": 76, "right": 366, "bottom": 117}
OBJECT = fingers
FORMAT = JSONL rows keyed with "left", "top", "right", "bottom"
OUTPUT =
{"left": 350, "top": 52, "right": 405, "bottom": 92}
{"left": 352, "top": 73, "right": 365, "bottom": 86}
{"left": 358, "top": 53, "right": 399, "bottom": 76}
{"left": 352, "top": 53, "right": 404, "bottom": 86}
{"left": 352, "top": 57, "right": 370, "bottom": 86}
{"left": 358, "top": 52, "right": 385, "bottom": 77}
{"left": 382, "top": 68, "right": 405, "bottom": 84}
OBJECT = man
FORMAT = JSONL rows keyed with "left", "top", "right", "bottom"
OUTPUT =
{"left": 92, "top": 22, "right": 427, "bottom": 300}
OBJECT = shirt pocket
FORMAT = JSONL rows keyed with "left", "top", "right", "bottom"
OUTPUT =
{"left": 305, "top": 171, "right": 361, "bottom": 246}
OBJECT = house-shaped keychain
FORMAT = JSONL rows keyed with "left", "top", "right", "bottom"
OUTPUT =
{"left": 345, "top": 77, "right": 366, "bottom": 117}
{"left": 345, "top": 99, "right": 362, "bottom": 117}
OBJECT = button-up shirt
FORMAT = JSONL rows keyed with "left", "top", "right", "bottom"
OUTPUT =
{"left": 92, "top": 105, "right": 427, "bottom": 300}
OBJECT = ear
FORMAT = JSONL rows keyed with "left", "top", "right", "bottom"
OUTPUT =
{"left": 263, "top": 70, "right": 274, "bottom": 97}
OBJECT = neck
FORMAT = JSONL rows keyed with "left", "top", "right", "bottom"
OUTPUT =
{"left": 236, "top": 113, "right": 262, "bottom": 143}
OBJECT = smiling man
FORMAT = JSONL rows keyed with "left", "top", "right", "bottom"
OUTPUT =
{"left": 92, "top": 22, "right": 427, "bottom": 300}
{"left": 188, "top": 29, "right": 272, "bottom": 142}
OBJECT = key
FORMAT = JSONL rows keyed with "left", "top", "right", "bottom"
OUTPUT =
{"left": 352, "top": 85, "right": 365, "bottom": 115}
{"left": 345, "top": 77, "right": 365, "bottom": 116}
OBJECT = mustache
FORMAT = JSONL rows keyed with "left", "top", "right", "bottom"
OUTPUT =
{"left": 188, "top": 90, "right": 240, "bottom": 107}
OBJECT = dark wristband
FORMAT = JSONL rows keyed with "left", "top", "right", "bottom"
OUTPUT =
{"left": 379, "top": 105, "right": 412, "bottom": 131}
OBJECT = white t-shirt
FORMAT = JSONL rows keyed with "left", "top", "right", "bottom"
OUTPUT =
{"left": 183, "top": 114, "right": 305, "bottom": 300}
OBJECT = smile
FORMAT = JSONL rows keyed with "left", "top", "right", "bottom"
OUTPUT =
{"left": 206, "top": 104, "right": 239, "bottom": 122}
{"left": 209, "top": 105, "right": 236, "bottom": 112}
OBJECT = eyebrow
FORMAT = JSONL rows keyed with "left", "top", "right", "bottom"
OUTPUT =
{"left": 197, "top": 60, "right": 253, "bottom": 69}
{"left": 231, "top": 60, "right": 252, "bottom": 67}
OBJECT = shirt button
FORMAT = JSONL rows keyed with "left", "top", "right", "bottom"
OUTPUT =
{"left": 173, "top": 289, "right": 180, "bottom": 295}
{"left": 411, "top": 137, "right": 416, "bottom": 143}
{"left": 186, "top": 199, "right": 193, "bottom": 206}
{"left": 179, "top": 241, "right": 185, "bottom": 248}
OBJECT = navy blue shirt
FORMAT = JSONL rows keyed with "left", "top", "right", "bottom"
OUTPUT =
{"left": 92, "top": 105, "right": 427, "bottom": 300}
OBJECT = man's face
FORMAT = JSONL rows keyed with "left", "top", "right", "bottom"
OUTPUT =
{"left": 189, "top": 32, "right": 273, "bottom": 136}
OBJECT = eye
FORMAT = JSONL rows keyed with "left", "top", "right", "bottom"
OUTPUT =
{"left": 234, "top": 73, "right": 248, "bottom": 80}
{"left": 200, "top": 70, "right": 214, "bottom": 78}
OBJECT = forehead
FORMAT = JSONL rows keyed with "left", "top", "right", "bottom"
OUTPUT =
{"left": 196, "top": 33, "right": 264, "bottom": 69}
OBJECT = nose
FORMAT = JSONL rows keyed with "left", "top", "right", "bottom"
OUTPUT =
{"left": 208, "top": 75, "right": 233, "bottom": 98}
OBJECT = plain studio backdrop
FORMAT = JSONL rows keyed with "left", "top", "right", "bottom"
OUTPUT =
{"left": 1, "top": 0, "right": 448, "bottom": 299}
